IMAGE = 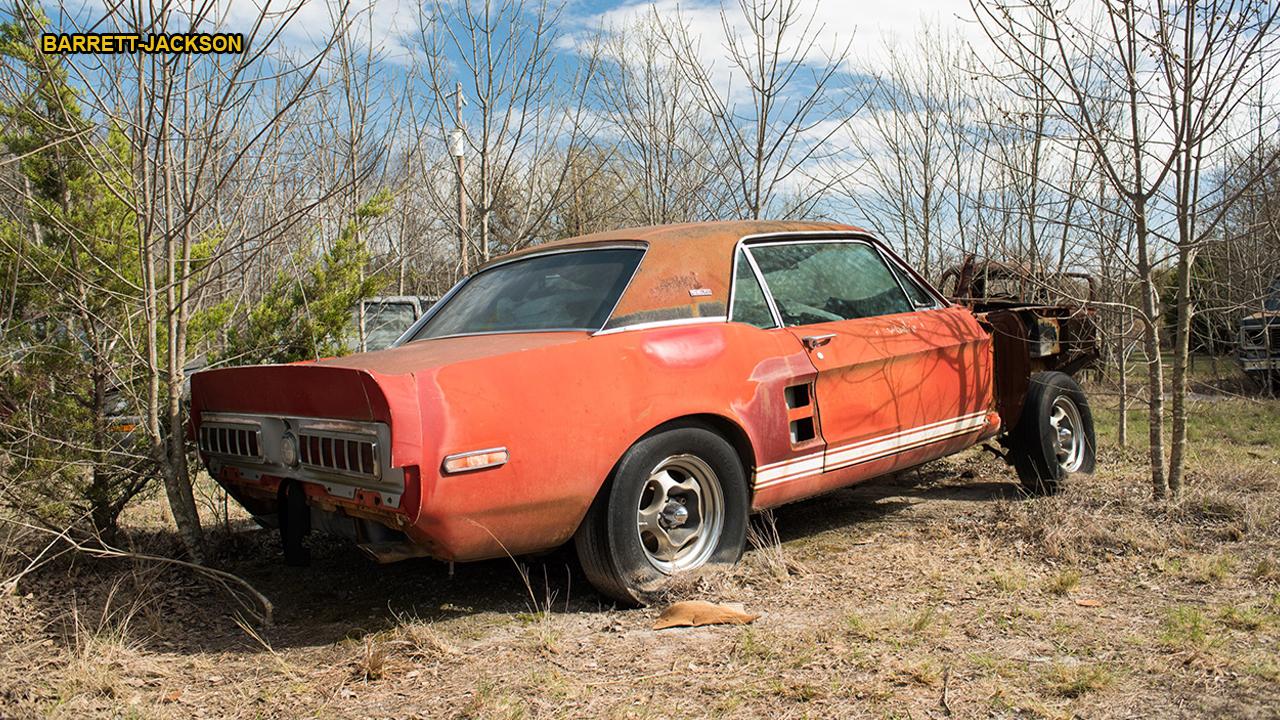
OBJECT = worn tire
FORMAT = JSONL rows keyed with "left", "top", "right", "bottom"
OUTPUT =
{"left": 574, "top": 426, "right": 749, "bottom": 606}
{"left": 1009, "top": 371, "right": 1096, "bottom": 495}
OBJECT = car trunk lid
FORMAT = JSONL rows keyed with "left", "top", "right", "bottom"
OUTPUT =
{"left": 315, "top": 331, "right": 590, "bottom": 376}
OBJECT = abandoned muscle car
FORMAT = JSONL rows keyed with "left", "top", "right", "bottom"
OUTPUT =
{"left": 190, "top": 221, "right": 1098, "bottom": 604}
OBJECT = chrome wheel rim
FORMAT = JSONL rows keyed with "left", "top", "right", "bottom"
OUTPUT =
{"left": 636, "top": 454, "right": 724, "bottom": 573}
{"left": 1050, "top": 395, "right": 1084, "bottom": 473}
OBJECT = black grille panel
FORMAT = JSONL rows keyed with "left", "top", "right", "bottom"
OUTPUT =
{"left": 199, "top": 424, "right": 261, "bottom": 460}
{"left": 298, "top": 433, "right": 379, "bottom": 478}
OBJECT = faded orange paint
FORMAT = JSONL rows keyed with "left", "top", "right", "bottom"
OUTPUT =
{"left": 190, "top": 221, "right": 1002, "bottom": 563}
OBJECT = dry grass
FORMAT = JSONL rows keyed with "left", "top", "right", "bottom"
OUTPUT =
{"left": 1, "top": 386, "right": 1277, "bottom": 718}
{"left": 1043, "top": 568, "right": 1081, "bottom": 595}
{"left": 1043, "top": 660, "right": 1116, "bottom": 698}
{"left": 745, "top": 508, "right": 806, "bottom": 581}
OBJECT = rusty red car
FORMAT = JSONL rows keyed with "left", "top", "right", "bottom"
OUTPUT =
{"left": 191, "top": 221, "right": 1097, "bottom": 604}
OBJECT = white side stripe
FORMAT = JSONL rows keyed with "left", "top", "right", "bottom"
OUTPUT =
{"left": 824, "top": 412, "right": 988, "bottom": 469}
{"left": 755, "top": 453, "right": 824, "bottom": 483}
{"left": 753, "top": 411, "right": 989, "bottom": 490}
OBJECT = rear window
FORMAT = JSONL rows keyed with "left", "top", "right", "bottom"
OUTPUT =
{"left": 411, "top": 248, "right": 643, "bottom": 340}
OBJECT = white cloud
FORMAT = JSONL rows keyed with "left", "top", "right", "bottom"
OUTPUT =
{"left": 566, "top": 0, "right": 989, "bottom": 76}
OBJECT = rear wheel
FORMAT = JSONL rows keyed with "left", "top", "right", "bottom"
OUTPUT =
{"left": 1009, "top": 371, "right": 1096, "bottom": 495}
{"left": 575, "top": 426, "right": 748, "bottom": 606}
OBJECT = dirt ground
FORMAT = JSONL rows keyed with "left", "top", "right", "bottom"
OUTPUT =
{"left": 1, "top": 385, "right": 1278, "bottom": 719}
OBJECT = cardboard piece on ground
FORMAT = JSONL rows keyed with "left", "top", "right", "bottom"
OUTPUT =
{"left": 653, "top": 600, "right": 760, "bottom": 630}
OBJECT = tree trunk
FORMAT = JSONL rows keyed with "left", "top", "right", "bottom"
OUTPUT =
{"left": 151, "top": 62, "right": 204, "bottom": 562}
{"left": 1135, "top": 208, "right": 1167, "bottom": 499}
{"left": 1117, "top": 312, "right": 1129, "bottom": 448}
{"left": 1167, "top": 244, "right": 1194, "bottom": 496}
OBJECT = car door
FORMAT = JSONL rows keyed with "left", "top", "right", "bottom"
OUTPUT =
{"left": 745, "top": 239, "right": 987, "bottom": 478}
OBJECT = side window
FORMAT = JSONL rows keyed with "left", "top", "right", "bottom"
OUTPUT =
{"left": 730, "top": 251, "right": 776, "bottom": 329}
{"left": 747, "top": 242, "right": 912, "bottom": 326}
{"left": 888, "top": 262, "right": 937, "bottom": 308}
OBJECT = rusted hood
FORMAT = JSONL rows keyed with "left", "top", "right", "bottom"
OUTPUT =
{"left": 1244, "top": 311, "right": 1280, "bottom": 323}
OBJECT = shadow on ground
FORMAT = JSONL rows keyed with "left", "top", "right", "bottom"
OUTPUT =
{"left": 20, "top": 454, "right": 1025, "bottom": 657}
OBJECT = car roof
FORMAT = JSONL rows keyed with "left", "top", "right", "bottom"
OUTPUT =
{"left": 484, "top": 220, "right": 870, "bottom": 330}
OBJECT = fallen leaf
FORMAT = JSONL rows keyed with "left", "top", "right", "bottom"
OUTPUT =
{"left": 653, "top": 600, "right": 759, "bottom": 630}
{"left": 162, "top": 690, "right": 182, "bottom": 703}
{"left": 1074, "top": 598, "right": 1103, "bottom": 607}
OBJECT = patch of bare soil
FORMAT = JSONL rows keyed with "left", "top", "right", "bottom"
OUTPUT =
{"left": 3, "top": 420, "right": 1279, "bottom": 718}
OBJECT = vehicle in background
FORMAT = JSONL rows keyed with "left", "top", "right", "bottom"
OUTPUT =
{"left": 940, "top": 255, "right": 1099, "bottom": 380}
{"left": 940, "top": 255, "right": 1096, "bottom": 307}
{"left": 1239, "top": 277, "right": 1280, "bottom": 392}
{"left": 191, "top": 221, "right": 1099, "bottom": 605}
{"left": 348, "top": 296, "right": 439, "bottom": 353}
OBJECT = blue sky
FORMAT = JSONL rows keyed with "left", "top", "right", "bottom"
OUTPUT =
{"left": 46, "top": 0, "right": 984, "bottom": 85}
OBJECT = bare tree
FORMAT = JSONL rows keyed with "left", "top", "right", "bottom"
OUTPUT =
{"left": 418, "top": 0, "right": 601, "bottom": 266}
{"left": 593, "top": 10, "right": 724, "bottom": 225}
{"left": 662, "top": 0, "right": 863, "bottom": 220}
{"left": 975, "top": 0, "right": 1182, "bottom": 498}
{"left": 842, "top": 25, "right": 990, "bottom": 275}
{"left": 30, "top": 0, "right": 362, "bottom": 556}
{"left": 1153, "top": 0, "right": 1280, "bottom": 494}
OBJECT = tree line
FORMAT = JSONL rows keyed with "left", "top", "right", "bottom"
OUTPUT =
{"left": 1, "top": 0, "right": 1278, "bottom": 560}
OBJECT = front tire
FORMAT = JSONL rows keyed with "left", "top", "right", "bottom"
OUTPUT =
{"left": 575, "top": 426, "right": 749, "bottom": 606}
{"left": 1009, "top": 371, "right": 1096, "bottom": 495}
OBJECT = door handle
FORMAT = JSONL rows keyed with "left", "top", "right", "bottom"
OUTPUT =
{"left": 802, "top": 333, "right": 835, "bottom": 350}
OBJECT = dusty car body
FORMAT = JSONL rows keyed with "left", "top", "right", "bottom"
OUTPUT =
{"left": 191, "top": 221, "right": 1097, "bottom": 603}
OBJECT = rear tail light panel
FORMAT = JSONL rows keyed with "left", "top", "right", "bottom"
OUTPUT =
{"left": 197, "top": 412, "right": 402, "bottom": 507}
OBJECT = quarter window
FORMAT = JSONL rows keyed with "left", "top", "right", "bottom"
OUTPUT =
{"left": 747, "top": 242, "right": 913, "bottom": 326}
{"left": 888, "top": 262, "right": 937, "bottom": 308}
{"left": 730, "top": 251, "right": 776, "bottom": 329}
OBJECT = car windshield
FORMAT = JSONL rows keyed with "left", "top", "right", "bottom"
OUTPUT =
{"left": 1267, "top": 278, "right": 1280, "bottom": 312}
{"left": 411, "top": 248, "right": 643, "bottom": 340}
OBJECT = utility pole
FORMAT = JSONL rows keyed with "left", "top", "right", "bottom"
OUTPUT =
{"left": 448, "top": 82, "right": 469, "bottom": 277}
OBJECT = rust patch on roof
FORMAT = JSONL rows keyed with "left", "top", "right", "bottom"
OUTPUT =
{"left": 487, "top": 220, "right": 868, "bottom": 329}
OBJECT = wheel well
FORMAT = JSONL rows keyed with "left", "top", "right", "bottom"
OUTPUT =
{"left": 571, "top": 413, "right": 759, "bottom": 542}
{"left": 642, "top": 414, "right": 757, "bottom": 480}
